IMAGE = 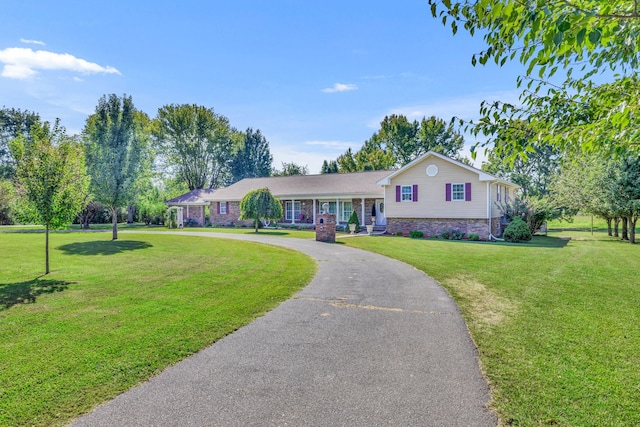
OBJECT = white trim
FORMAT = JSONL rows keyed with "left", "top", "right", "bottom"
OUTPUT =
{"left": 376, "top": 150, "right": 518, "bottom": 186}
{"left": 451, "top": 183, "right": 465, "bottom": 201}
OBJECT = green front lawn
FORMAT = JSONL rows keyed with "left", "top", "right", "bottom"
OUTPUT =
{"left": 0, "top": 232, "right": 316, "bottom": 427}
{"left": 344, "top": 233, "right": 640, "bottom": 426}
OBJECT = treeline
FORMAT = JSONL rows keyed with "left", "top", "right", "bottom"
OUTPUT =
{"left": 0, "top": 96, "right": 296, "bottom": 232}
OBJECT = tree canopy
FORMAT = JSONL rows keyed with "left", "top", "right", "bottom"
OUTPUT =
{"left": 0, "top": 107, "right": 41, "bottom": 179}
{"left": 327, "top": 114, "right": 465, "bottom": 172}
{"left": 428, "top": 0, "right": 640, "bottom": 159}
{"left": 10, "top": 120, "right": 89, "bottom": 273}
{"left": 154, "top": 104, "right": 237, "bottom": 190}
{"left": 229, "top": 128, "right": 273, "bottom": 182}
{"left": 239, "top": 187, "right": 283, "bottom": 232}
{"left": 272, "top": 162, "right": 309, "bottom": 176}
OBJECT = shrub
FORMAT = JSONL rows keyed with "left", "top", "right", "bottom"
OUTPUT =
{"left": 441, "top": 227, "right": 465, "bottom": 240}
{"left": 503, "top": 217, "right": 532, "bottom": 243}
{"left": 498, "top": 196, "right": 562, "bottom": 235}
{"left": 468, "top": 233, "right": 480, "bottom": 241}
{"left": 395, "top": 231, "right": 403, "bottom": 236}
{"left": 184, "top": 218, "right": 200, "bottom": 227}
{"left": 347, "top": 210, "right": 360, "bottom": 233}
{"left": 409, "top": 230, "right": 424, "bottom": 238}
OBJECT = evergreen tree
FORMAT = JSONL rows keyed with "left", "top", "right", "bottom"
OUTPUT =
{"left": 230, "top": 128, "right": 273, "bottom": 182}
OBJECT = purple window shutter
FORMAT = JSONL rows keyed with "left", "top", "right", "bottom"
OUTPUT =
{"left": 226, "top": 202, "right": 229, "bottom": 214}
{"left": 396, "top": 185, "right": 401, "bottom": 202}
{"left": 217, "top": 202, "right": 220, "bottom": 214}
{"left": 445, "top": 183, "right": 452, "bottom": 201}
{"left": 413, "top": 184, "right": 418, "bottom": 202}
{"left": 465, "top": 183, "right": 472, "bottom": 201}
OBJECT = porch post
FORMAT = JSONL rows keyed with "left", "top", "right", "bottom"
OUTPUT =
{"left": 312, "top": 199, "right": 316, "bottom": 225}
{"left": 336, "top": 198, "right": 340, "bottom": 222}
{"left": 291, "top": 199, "right": 295, "bottom": 224}
{"left": 361, "top": 197, "right": 365, "bottom": 226}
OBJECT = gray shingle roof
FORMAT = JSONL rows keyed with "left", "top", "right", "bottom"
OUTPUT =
{"left": 165, "top": 188, "right": 216, "bottom": 205}
{"left": 210, "top": 170, "right": 393, "bottom": 201}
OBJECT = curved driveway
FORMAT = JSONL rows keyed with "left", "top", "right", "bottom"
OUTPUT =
{"left": 71, "top": 232, "right": 496, "bottom": 426}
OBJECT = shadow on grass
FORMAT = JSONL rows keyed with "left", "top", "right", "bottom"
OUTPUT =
{"left": 0, "top": 278, "right": 71, "bottom": 310}
{"left": 495, "top": 236, "right": 570, "bottom": 248}
{"left": 58, "top": 240, "right": 153, "bottom": 256}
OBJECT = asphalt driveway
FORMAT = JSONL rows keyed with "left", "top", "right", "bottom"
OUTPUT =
{"left": 70, "top": 232, "right": 496, "bottom": 426}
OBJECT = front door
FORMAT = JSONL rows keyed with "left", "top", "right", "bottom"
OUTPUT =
{"left": 375, "top": 199, "right": 386, "bottom": 226}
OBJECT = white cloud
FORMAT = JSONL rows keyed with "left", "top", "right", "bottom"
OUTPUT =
{"left": 322, "top": 83, "right": 358, "bottom": 93}
{"left": 0, "top": 47, "right": 121, "bottom": 79}
{"left": 20, "top": 38, "right": 45, "bottom": 46}
{"left": 304, "top": 140, "right": 355, "bottom": 150}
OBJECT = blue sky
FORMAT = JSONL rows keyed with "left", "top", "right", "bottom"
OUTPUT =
{"left": 1, "top": 0, "right": 525, "bottom": 173}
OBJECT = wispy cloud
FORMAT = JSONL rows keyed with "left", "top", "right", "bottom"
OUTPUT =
{"left": 304, "top": 140, "right": 355, "bottom": 150}
{"left": 322, "top": 83, "right": 358, "bottom": 93}
{"left": 0, "top": 47, "right": 121, "bottom": 79}
{"left": 20, "top": 38, "right": 46, "bottom": 46}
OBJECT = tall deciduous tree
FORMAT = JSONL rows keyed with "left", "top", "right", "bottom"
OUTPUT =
{"left": 320, "top": 159, "right": 339, "bottom": 174}
{"left": 10, "top": 121, "right": 89, "bottom": 274}
{"left": 239, "top": 188, "right": 283, "bottom": 232}
{"left": 327, "top": 114, "right": 465, "bottom": 172}
{"left": 230, "top": 128, "right": 273, "bottom": 182}
{"left": 428, "top": 0, "right": 640, "bottom": 159}
{"left": 0, "top": 107, "right": 41, "bottom": 179}
{"left": 154, "top": 104, "right": 236, "bottom": 190}
{"left": 84, "top": 94, "right": 145, "bottom": 240}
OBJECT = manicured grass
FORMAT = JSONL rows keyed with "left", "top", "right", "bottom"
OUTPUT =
{"left": 0, "top": 232, "right": 316, "bottom": 427}
{"left": 344, "top": 233, "right": 640, "bottom": 426}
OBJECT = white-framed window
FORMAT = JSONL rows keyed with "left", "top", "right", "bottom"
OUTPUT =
{"left": 285, "top": 201, "right": 301, "bottom": 221}
{"left": 319, "top": 200, "right": 353, "bottom": 222}
{"left": 340, "top": 201, "right": 353, "bottom": 222}
{"left": 505, "top": 187, "right": 510, "bottom": 203}
{"left": 452, "top": 183, "right": 465, "bottom": 201}
{"left": 219, "top": 202, "right": 227, "bottom": 214}
{"left": 496, "top": 185, "right": 501, "bottom": 202}
{"left": 401, "top": 185, "right": 413, "bottom": 202}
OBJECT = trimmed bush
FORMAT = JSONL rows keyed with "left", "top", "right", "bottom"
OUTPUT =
{"left": 503, "top": 217, "right": 532, "bottom": 243}
{"left": 468, "top": 233, "right": 480, "bottom": 241}
{"left": 409, "top": 230, "right": 424, "bottom": 239}
{"left": 347, "top": 210, "right": 361, "bottom": 233}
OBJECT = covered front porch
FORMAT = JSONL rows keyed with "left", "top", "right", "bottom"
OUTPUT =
{"left": 278, "top": 197, "right": 386, "bottom": 227}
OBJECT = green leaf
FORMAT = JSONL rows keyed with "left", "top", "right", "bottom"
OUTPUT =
{"left": 588, "top": 30, "right": 601, "bottom": 44}
{"left": 553, "top": 31, "right": 564, "bottom": 46}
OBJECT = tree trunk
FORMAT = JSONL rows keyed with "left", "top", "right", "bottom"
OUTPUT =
{"left": 111, "top": 206, "right": 118, "bottom": 240}
{"left": 614, "top": 217, "right": 620, "bottom": 237}
{"left": 255, "top": 218, "right": 259, "bottom": 233}
{"left": 621, "top": 217, "right": 629, "bottom": 240}
{"left": 606, "top": 218, "right": 612, "bottom": 236}
{"left": 45, "top": 224, "right": 50, "bottom": 274}
{"left": 630, "top": 216, "right": 637, "bottom": 244}
{"left": 127, "top": 205, "right": 135, "bottom": 223}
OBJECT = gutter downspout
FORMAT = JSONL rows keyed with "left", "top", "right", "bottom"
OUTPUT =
{"left": 488, "top": 181, "right": 504, "bottom": 241}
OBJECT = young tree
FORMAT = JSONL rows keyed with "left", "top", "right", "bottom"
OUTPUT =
{"left": 154, "top": 104, "right": 236, "bottom": 190}
{"left": 230, "top": 128, "right": 273, "bottom": 182}
{"left": 239, "top": 188, "right": 283, "bottom": 232}
{"left": 84, "top": 94, "right": 146, "bottom": 240}
{"left": 0, "top": 107, "right": 41, "bottom": 179}
{"left": 10, "top": 121, "right": 89, "bottom": 274}
{"left": 428, "top": 1, "right": 640, "bottom": 159}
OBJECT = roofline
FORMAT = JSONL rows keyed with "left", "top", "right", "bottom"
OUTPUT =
{"left": 376, "top": 151, "right": 519, "bottom": 187}
{"left": 208, "top": 192, "right": 384, "bottom": 202}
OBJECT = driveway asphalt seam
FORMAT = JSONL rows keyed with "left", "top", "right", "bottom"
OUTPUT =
{"left": 71, "top": 231, "right": 497, "bottom": 427}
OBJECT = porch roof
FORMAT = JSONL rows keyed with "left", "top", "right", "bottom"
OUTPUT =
{"left": 165, "top": 188, "right": 216, "bottom": 205}
{"left": 209, "top": 170, "right": 393, "bottom": 202}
